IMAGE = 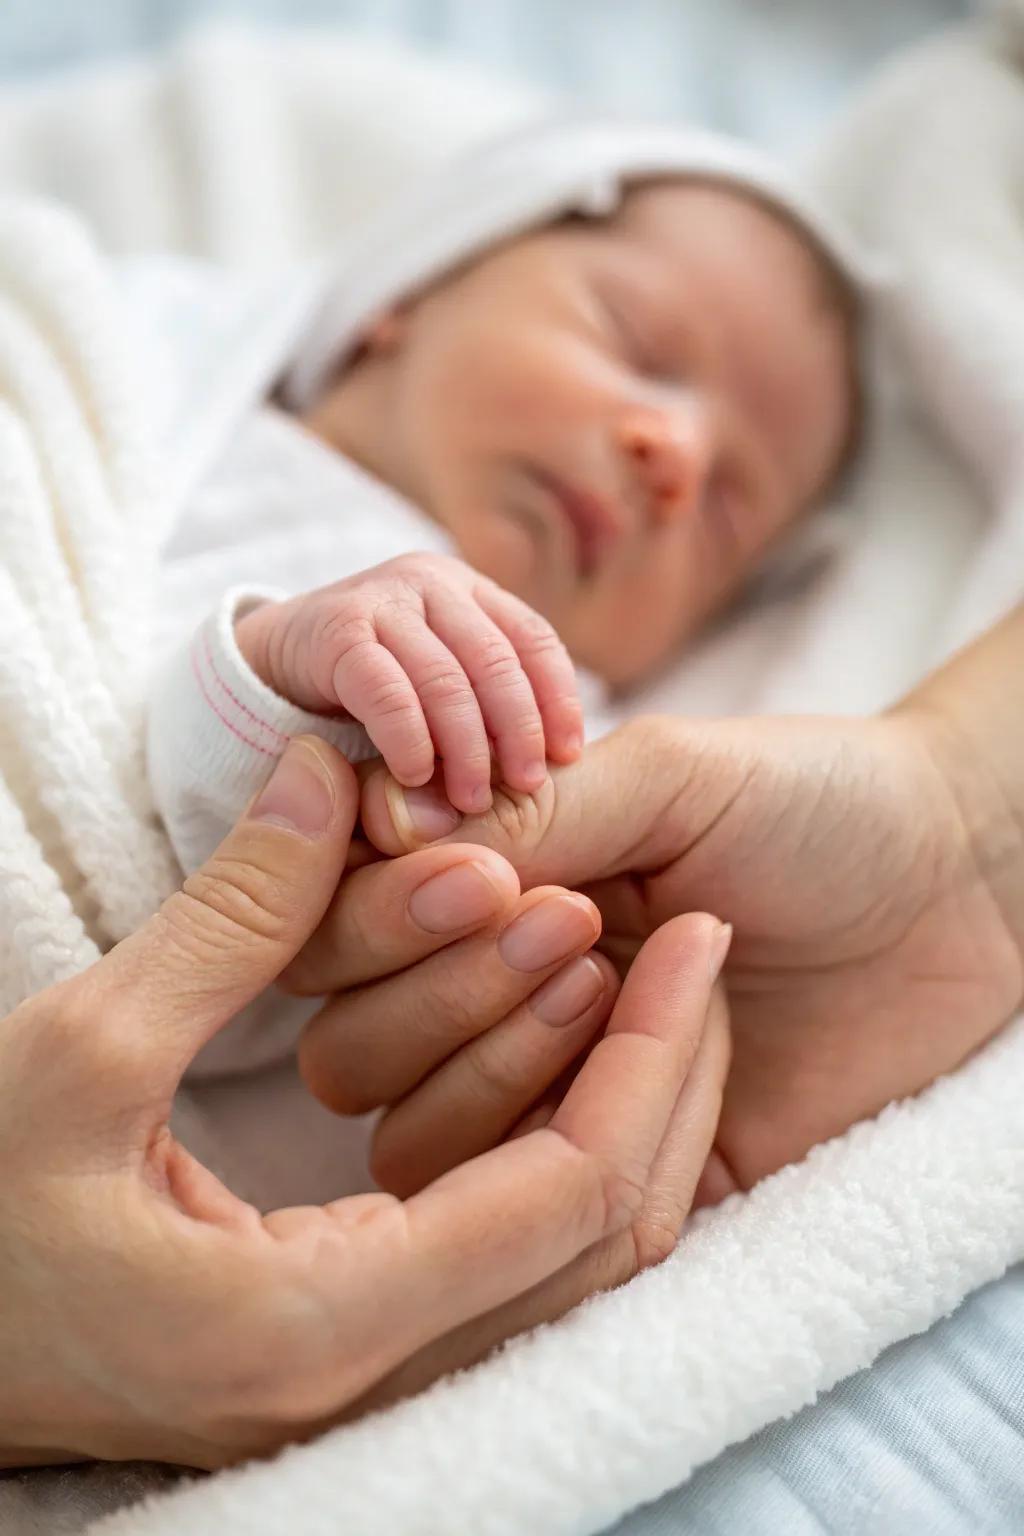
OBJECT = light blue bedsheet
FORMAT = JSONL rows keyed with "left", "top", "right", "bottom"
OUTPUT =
{"left": 0, "top": 0, "right": 965, "bottom": 153}
{"left": 606, "top": 1265, "right": 1024, "bottom": 1535}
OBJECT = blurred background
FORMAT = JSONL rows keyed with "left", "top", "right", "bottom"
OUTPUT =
{"left": 0, "top": 0, "right": 970, "bottom": 152}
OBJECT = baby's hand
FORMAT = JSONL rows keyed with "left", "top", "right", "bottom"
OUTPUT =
{"left": 235, "top": 554, "right": 584, "bottom": 812}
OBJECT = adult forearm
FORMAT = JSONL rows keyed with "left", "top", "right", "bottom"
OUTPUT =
{"left": 899, "top": 603, "right": 1024, "bottom": 964}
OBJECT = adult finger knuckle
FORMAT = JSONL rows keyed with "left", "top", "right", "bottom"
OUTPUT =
{"left": 599, "top": 1157, "right": 649, "bottom": 1234}
{"left": 174, "top": 855, "right": 294, "bottom": 957}
{"left": 466, "top": 1031, "right": 534, "bottom": 1107}
{"left": 411, "top": 970, "right": 488, "bottom": 1053}
{"left": 631, "top": 1210, "right": 684, "bottom": 1272}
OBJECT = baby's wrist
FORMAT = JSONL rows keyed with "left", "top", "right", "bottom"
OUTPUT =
{"left": 234, "top": 600, "right": 290, "bottom": 699}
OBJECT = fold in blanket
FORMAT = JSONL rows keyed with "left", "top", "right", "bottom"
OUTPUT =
{"left": 0, "top": 17, "right": 1019, "bottom": 1536}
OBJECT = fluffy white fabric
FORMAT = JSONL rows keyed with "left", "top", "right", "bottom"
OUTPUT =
{"left": 0, "top": 28, "right": 536, "bottom": 1015}
{"left": 0, "top": 14, "right": 1020, "bottom": 1536}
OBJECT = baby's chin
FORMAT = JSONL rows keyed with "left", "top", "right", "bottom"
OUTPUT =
{"left": 561, "top": 587, "right": 710, "bottom": 692}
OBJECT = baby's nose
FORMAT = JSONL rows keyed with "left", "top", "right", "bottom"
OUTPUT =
{"left": 617, "top": 404, "right": 714, "bottom": 527}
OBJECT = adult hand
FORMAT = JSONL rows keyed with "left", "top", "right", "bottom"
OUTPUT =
{"left": 287, "top": 839, "right": 730, "bottom": 1411}
{"left": 0, "top": 738, "right": 729, "bottom": 1470}
{"left": 360, "top": 698, "right": 1024, "bottom": 1197}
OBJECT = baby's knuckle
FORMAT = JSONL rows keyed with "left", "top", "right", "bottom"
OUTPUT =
{"left": 385, "top": 552, "right": 433, "bottom": 580}
{"left": 513, "top": 611, "right": 562, "bottom": 655}
{"left": 416, "top": 664, "right": 471, "bottom": 705}
{"left": 476, "top": 640, "right": 522, "bottom": 685}
{"left": 315, "top": 606, "right": 374, "bottom": 658}
{"left": 486, "top": 778, "right": 556, "bottom": 848}
{"left": 364, "top": 677, "right": 418, "bottom": 721}
{"left": 394, "top": 550, "right": 467, "bottom": 584}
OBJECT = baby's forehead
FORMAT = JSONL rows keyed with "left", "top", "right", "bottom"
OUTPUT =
{"left": 596, "top": 176, "right": 856, "bottom": 335}
{"left": 612, "top": 177, "right": 821, "bottom": 268}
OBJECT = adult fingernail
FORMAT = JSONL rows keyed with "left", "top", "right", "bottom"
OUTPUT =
{"left": 497, "top": 894, "right": 597, "bottom": 973}
{"left": 250, "top": 739, "right": 335, "bottom": 837}
{"left": 385, "top": 777, "right": 462, "bottom": 845}
{"left": 408, "top": 861, "right": 504, "bottom": 933}
{"left": 530, "top": 955, "right": 605, "bottom": 1026}
{"left": 709, "top": 921, "right": 733, "bottom": 983}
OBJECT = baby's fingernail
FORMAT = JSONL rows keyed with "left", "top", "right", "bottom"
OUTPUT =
{"left": 408, "top": 861, "right": 504, "bottom": 933}
{"left": 250, "top": 739, "right": 335, "bottom": 837}
{"left": 530, "top": 955, "right": 605, "bottom": 1026}
{"left": 708, "top": 921, "right": 733, "bottom": 983}
{"left": 385, "top": 777, "right": 462, "bottom": 845}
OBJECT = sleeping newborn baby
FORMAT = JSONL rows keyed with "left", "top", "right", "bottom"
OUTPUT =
{"left": 295, "top": 168, "right": 860, "bottom": 695}
{"left": 148, "top": 116, "right": 869, "bottom": 1067}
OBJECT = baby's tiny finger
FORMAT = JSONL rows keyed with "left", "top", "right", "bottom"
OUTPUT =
{"left": 426, "top": 590, "right": 548, "bottom": 794}
{"left": 377, "top": 611, "right": 492, "bottom": 815}
{"left": 475, "top": 583, "right": 584, "bottom": 764}
{"left": 332, "top": 640, "right": 435, "bottom": 788}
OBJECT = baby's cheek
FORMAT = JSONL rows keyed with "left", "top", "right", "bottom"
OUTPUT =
{"left": 577, "top": 551, "right": 701, "bottom": 687}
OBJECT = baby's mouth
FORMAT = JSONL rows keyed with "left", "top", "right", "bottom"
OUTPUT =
{"left": 532, "top": 469, "right": 624, "bottom": 579}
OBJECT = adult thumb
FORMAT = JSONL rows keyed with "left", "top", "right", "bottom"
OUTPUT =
{"left": 96, "top": 737, "right": 358, "bottom": 1078}
{"left": 360, "top": 716, "right": 711, "bottom": 891}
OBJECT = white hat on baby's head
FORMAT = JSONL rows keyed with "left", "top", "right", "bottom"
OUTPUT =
{"left": 282, "top": 110, "right": 885, "bottom": 412}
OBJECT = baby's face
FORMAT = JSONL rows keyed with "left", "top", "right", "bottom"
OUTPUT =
{"left": 360, "top": 180, "right": 856, "bottom": 686}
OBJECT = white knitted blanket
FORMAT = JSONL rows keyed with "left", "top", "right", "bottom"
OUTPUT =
{"left": 0, "top": 15, "right": 1021, "bottom": 1536}
{"left": 0, "top": 26, "right": 539, "bottom": 1017}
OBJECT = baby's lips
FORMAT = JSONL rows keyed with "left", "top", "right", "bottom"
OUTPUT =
{"left": 360, "top": 766, "right": 464, "bottom": 854}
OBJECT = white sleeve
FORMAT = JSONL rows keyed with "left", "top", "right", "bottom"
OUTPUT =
{"left": 147, "top": 585, "right": 379, "bottom": 876}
